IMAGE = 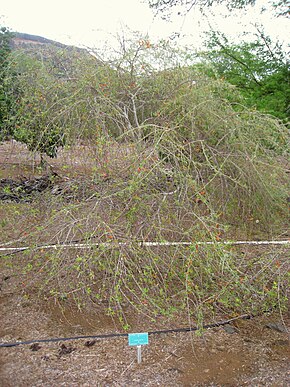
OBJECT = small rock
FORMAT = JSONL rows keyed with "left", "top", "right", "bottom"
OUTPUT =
{"left": 167, "top": 367, "right": 183, "bottom": 374}
{"left": 58, "top": 343, "right": 76, "bottom": 356}
{"left": 273, "top": 339, "right": 289, "bottom": 346}
{"left": 84, "top": 340, "right": 96, "bottom": 347}
{"left": 265, "top": 322, "right": 288, "bottom": 333}
{"left": 30, "top": 343, "right": 41, "bottom": 351}
{"left": 223, "top": 324, "right": 237, "bottom": 334}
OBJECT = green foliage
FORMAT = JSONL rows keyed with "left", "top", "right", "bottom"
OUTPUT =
{"left": 198, "top": 30, "right": 290, "bottom": 122}
{"left": 273, "top": 0, "right": 290, "bottom": 17}
{"left": 148, "top": 0, "right": 255, "bottom": 13}
{"left": 0, "top": 26, "right": 12, "bottom": 68}
{"left": 0, "top": 27, "right": 289, "bottom": 329}
{"left": 0, "top": 26, "right": 14, "bottom": 138}
{"left": 4, "top": 44, "right": 108, "bottom": 158}
{"left": 25, "top": 241, "right": 289, "bottom": 326}
{"left": 147, "top": 0, "right": 288, "bottom": 17}
{"left": 2, "top": 32, "right": 288, "bottom": 221}
{"left": 6, "top": 50, "right": 70, "bottom": 158}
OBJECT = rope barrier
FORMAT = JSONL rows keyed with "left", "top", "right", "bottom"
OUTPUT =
{"left": 0, "top": 313, "right": 252, "bottom": 348}
{"left": 0, "top": 239, "right": 289, "bottom": 253}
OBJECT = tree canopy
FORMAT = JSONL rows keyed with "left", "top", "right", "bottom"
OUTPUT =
{"left": 197, "top": 29, "right": 290, "bottom": 122}
{"left": 147, "top": 0, "right": 289, "bottom": 17}
{"left": 0, "top": 26, "right": 14, "bottom": 138}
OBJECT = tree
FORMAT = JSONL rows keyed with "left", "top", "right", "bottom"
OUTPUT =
{"left": 0, "top": 26, "right": 14, "bottom": 139}
{"left": 0, "top": 26, "right": 12, "bottom": 71}
{"left": 197, "top": 29, "right": 290, "bottom": 122}
{"left": 273, "top": 0, "right": 290, "bottom": 17}
{"left": 6, "top": 48, "right": 68, "bottom": 160}
{"left": 147, "top": 0, "right": 289, "bottom": 17}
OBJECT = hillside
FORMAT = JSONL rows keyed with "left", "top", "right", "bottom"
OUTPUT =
{"left": 12, "top": 32, "right": 67, "bottom": 48}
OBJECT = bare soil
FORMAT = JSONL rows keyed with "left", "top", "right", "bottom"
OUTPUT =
{"left": 0, "top": 272, "right": 289, "bottom": 387}
{"left": 1, "top": 141, "right": 289, "bottom": 386}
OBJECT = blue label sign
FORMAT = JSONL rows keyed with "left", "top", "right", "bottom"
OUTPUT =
{"left": 128, "top": 333, "right": 149, "bottom": 346}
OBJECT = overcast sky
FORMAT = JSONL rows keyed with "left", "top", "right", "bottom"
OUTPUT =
{"left": 1, "top": 0, "right": 289, "bottom": 50}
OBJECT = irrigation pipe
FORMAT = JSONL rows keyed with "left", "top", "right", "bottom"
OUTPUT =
{"left": 0, "top": 239, "right": 289, "bottom": 253}
{"left": 0, "top": 313, "right": 252, "bottom": 348}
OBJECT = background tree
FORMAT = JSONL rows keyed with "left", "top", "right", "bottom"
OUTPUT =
{"left": 0, "top": 26, "right": 14, "bottom": 139}
{"left": 147, "top": 0, "right": 289, "bottom": 17}
{"left": 7, "top": 50, "right": 67, "bottom": 160}
{"left": 197, "top": 29, "right": 290, "bottom": 122}
{"left": 273, "top": 0, "right": 290, "bottom": 17}
{"left": 5, "top": 45, "right": 101, "bottom": 160}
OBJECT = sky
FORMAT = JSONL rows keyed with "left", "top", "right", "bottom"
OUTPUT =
{"left": 0, "top": 0, "right": 289, "bottom": 51}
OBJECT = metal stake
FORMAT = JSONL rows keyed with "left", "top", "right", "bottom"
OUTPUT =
{"left": 137, "top": 345, "right": 142, "bottom": 363}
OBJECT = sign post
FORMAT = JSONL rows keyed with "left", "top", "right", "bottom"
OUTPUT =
{"left": 128, "top": 333, "right": 149, "bottom": 364}
{"left": 137, "top": 345, "right": 142, "bottom": 363}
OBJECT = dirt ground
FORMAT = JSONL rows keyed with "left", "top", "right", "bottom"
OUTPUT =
{"left": 1, "top": 141, "right": 289, "bottom": 386}
{"left": 0, "top": 272, "right": 289, "bottom": 387}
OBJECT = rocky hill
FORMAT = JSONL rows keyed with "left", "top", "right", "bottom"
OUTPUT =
{"left": 12, "top": 32, "right": 68, "bottom": 49}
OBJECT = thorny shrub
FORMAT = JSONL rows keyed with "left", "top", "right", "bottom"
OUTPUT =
{"left": 1, "top": 33, "right": 289, "bottom": 328}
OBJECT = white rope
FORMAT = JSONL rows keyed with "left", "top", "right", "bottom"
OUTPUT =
{"left": 0, "top": 239, "right": 289, "bottom": 252}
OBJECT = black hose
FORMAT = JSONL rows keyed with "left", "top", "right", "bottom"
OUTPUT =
{"left": 0, "top": 313, "right": 252, "bottom": 348}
